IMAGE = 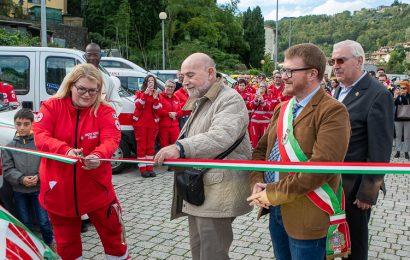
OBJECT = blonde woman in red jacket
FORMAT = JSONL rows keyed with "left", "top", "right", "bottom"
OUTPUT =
{"left": 133, "top": 75, "right": 161, "bottom": 178}
{"left": 33, "top": 64, "right": 129, "bottom": 259}
{"left": 157, "top": 80, "right": 183, "bottom": 148}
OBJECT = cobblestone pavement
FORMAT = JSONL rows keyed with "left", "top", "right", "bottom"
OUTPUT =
{"left": 79, "top": 155, "right": 410, "bottom": 259}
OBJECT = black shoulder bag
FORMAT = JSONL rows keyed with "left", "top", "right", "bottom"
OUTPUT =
{"left": 175, "top": 134, "right": 245, "bottom": 206}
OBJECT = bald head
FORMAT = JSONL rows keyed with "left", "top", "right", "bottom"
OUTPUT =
{"left": 85, "top": 43, "right": 101, "bottom": 68}
{"left": 180, "top": 53, "right": 217, "bottom": 98}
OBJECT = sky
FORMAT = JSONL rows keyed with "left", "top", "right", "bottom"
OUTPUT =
{"left": 217, "top": 0, "right": 410, "bottom": 20}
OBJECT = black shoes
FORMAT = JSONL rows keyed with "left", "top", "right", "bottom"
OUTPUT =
{"left": 141, "top": 171, "right": 157, "bottom": 178}
{"left": 141, "top": 172, "right": 151, "bottom": 178}
{"left": 394, "top": 151, "right": 400, "bottom": 158}
{"left": 405, "top": 152, "right": 409, "bottom": 160}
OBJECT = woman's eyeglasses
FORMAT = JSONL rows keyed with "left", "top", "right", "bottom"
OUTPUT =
{"left": 73, "top": 85, "right": 99, "bottom": 96}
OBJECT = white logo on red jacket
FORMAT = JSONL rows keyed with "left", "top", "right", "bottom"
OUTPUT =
{"left": 34, "top": 112, "right": 43, "bottom": 122}
{"left": 115, "top": 120, "right": 121, "bottom": 130}
{"left": 84, "top": 131, "right": 99, "bottom": 140}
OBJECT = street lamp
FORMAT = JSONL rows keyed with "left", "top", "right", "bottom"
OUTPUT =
{"left": 159, "top": 12, "right": 167, "bottom": 70}
{"left": 274, "top": 0, "right": 278, "bottom": 70}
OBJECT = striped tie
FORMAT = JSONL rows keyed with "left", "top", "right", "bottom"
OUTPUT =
{"left": 264, "top": 102, "right": 301, "bottom": 183}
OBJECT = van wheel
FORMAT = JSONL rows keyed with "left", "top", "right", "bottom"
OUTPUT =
{"left": 111, "top": 140, "right": 130, "bottom": 175}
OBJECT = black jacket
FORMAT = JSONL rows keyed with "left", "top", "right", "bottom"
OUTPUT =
{"left": 335, "top": 73, "right": 394, "bottom": 204}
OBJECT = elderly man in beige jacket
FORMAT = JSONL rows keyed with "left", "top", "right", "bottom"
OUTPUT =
{"left": 155, "top": 53, "right": 252, "bottom": 260}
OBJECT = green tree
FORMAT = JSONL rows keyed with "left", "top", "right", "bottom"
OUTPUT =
{"left": 0, "top": 29, "right": 39, "bottom": 46}
{"left": 387, "top": 48, "right": 406, "bottom": 73}
{"left": 243, "top": 6, "right": 265, "bottom": 68}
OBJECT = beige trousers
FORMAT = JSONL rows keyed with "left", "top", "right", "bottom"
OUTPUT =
{"left": 188, "top": 215, "right": 235, "bottom": 260}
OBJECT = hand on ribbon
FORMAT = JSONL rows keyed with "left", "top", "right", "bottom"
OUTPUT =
{"left": 82, "top": 154, "right": 101, "bottom": 170}
{"left": 154, "top": 144, "right": 179, "bottom": 165}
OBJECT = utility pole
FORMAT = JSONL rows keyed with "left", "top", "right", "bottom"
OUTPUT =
{"left": 288, "top": 19, "right": 292, "bottom": 48}
{"left": 274, "top": 0, "right": 279, "bottom": 70}
{"left": 41, "top": 0, "right": 47, "bottom": 47}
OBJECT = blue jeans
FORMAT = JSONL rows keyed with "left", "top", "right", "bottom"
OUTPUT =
{"left": 269, "top": 206, "right": 326, "bottom": 260}
{"left": 13, "top": 191, "right": 54, "bottom": 245}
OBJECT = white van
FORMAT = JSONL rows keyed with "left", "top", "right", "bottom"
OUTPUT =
{"left": 149, "top": 70, "right": 178, "bottom": 82}
{"left": 106, "top": 68, "right": 165, "bottom": 95}
{"left": 101, "top": 57, "right": 149, "bottom": 74}
{"left": 0, "top": 46, "right": 141, "bottom": 173}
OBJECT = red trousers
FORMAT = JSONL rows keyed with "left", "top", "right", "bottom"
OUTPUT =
{"left": 48, "top": 199, "right": 128, "bottom": 260}
{"left": 158, "top": 126, "right": 180, "bottom": 148}
{"left": 134, "top": 126, "right": 159, "bottom": 172}
{"left": 250, "top": 122, "right": 269, "bottom": 149}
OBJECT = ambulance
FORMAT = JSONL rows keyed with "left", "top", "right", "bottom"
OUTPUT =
{"left": 0, "top": 46, "right": 151, "bottom": 174}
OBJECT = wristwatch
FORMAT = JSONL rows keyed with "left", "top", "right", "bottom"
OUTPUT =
{"left": 175, "top": 141, "right": 185, "bottom": 158}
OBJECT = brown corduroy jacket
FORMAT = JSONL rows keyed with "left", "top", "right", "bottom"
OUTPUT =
{"left": 251, "top": 88, "right": 351, "bottom": 240}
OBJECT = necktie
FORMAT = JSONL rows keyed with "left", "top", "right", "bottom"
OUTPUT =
{"left": 264, "top": 102, "right": 302, "bottom": 183}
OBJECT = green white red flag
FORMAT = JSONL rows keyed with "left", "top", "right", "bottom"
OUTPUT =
{"left": 0, "top": 205, "right": 57, "bottom": 259}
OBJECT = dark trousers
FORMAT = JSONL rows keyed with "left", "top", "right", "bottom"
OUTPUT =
{"left": 345, "top": 200, "right": 371, "bottom": 260}
{"left": 14, "top": 191, "right": 54, "bottom": 245}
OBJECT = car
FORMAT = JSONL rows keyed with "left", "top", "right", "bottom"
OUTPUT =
{"left": 0, "top": 103, "right": 19, "bottom": 191}
{"left": 101, "top": 57, "right": 149, "bottom": 74}
{"left": 0, "top": 46, "right": 146, "bottom": 174}
{"left": 149, "top": 70, "right": 178, "bottom": 82}
{"left": 220, "top": 73, "right": 237, "bottom": 88}
{"left": 106, "top": 68, "right": 165, "bottom": 95}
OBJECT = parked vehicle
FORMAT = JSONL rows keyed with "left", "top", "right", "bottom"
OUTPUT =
{"left": 106, "top": 68, "right": 165, "bottom": 95}
{"left": 0, "top": 46, "right": 143, "bottom": 174}
{"left": 101, "top": 57, "right": 149, "bottom": 74}
{"left": 149, "top": 70, "right": 178, "bottom": 82}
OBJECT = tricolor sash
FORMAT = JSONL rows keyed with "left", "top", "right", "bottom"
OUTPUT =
{"left": 276, "top": 98, "right": 351, "bottom": 259}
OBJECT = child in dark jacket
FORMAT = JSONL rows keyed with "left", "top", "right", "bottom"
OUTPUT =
{"left": 1, "top": 108, "right": 54, "bottom": 247}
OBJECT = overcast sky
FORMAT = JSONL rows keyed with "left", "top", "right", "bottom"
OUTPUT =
{"left": 217, "top": 0, "right": 410, "bottom": 20}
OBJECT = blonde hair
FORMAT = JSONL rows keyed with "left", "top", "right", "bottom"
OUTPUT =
{"left": 55, "top": 63, "right": 107, "bottom": 115}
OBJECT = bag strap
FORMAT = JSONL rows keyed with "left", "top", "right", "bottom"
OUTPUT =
{"left": 215, "top": 133, "right": 245, "bottom": 159}
{"left": 198, "top": 133, "right": 245, "bottom": 174}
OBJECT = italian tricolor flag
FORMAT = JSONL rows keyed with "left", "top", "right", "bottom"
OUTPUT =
{"left": 0, "top": 206, "right": 57, "bottom": 259}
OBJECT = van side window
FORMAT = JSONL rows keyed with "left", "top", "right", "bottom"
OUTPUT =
{"left": 100, "top": 60, "right": 133, "bottom": 69}
{"left": 46, "top": 57, "right": 76, "bottom": 95}
{"left": 0, "top": 55, "right": 30, "bottom": 95}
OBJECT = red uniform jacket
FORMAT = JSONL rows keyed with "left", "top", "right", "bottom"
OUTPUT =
{"left": 247, "top": 93, "right": 274, "bottom": 124}
{"left": 268, "top": 84, "right": 290, "bottom": 107}
{"left": 33, "top": 97, "right": 121, "bottom": 217}
{"left": 234, "top": 87, "right": 252, "bottom": 102}
{"left": 157, "top": 92, "right": 183, "bottom": 128}
{"left": 0, "top": 82, "right": 19, "bottom": 106}
{"left": 174, "top": 87, "right": 191, "bottom": 116}
{"left": 133, "top": 91, "right": 161, "bottom": 129}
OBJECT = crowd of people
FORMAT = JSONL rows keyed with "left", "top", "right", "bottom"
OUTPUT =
{"left": 0, "top": 38, "right": 409, "bottom": 260}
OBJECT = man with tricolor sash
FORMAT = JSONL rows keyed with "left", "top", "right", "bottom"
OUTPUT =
{"left": 247, "top": 43, "right": 352, "bottom": 260}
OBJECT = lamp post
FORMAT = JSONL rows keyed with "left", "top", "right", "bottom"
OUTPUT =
{"left": 274, "top": 0, "right": 279, "bottom": 70}
{"left": 159, "top": 12, "right": 167, "bottom": 70}
{"left": 41, "top": 0, "right": 47, "bottom": 47}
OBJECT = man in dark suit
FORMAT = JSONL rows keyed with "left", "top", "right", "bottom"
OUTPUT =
{"left": 332, "top": 40, "right": 394, "bottom": 260}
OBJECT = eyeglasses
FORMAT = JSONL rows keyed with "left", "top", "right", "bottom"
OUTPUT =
{"left": 280, "top": 67, "right": 313, "bottom": 78}
{"left": 73, "top": 84, "right": 99, "bottom": 96}
{"left": 165, "top": 85, "right": 176, "bottom": 88}
{"left": 328, "top": 56, "right": 355, "bottom": 66}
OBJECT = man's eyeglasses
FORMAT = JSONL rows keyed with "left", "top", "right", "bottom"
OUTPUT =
{"left": 328, "top": 56, "right": 355, "bottom": 66}
{"left": 280, "top": 67, "right": 313, "bottom": 78}
{"left": 73, "top": 85, "right": 99, "bottom": 96}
